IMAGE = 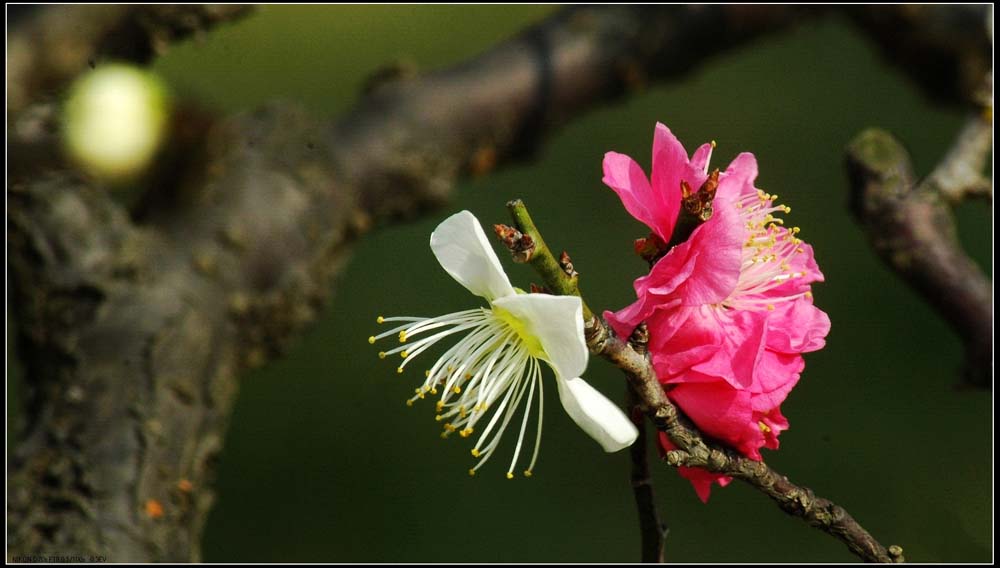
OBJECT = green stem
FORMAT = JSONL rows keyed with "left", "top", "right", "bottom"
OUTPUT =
{"left": 505, "top": 199, "right": 594, "bottom": 321}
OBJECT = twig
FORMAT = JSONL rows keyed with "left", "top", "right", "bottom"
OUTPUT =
{"left": 626, "top": 324, "right": 668, "bottom": 563}
{"left": 499, "top": 200, "right": 902, "bottom": 564}
{"left": 845, "top": 129, "right": 993, "bottom": 388}
{"left": 929, "top": 114, "right": 993, "bottom": 203}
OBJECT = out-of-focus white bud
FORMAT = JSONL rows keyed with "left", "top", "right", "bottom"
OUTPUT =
{"left": 62, "top": 63, "right": 171, "bottom": 181}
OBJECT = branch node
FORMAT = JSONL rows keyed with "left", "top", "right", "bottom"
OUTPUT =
{"left": 627, "top": 322, "right": 649, "bottom": 356}
{"left": 888, "top": 545, "right": 905, "bottom": 563}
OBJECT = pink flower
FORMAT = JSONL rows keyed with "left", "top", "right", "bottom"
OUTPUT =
{"left": 603, "top": 123, "right": 830, "bottom": 502}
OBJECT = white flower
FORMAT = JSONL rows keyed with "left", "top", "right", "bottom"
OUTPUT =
{"left": 370, "top": 210, "right": 638, "bottom": 478}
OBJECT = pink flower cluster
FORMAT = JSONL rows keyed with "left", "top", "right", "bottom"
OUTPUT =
{"left": 603, "top": 123, "right": 830, "bottom": 502}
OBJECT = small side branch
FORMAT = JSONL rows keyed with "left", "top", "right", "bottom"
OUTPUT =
{"left": 929, "top": 114, "right": 993, "bottom": 203}
{"left": 626, "top": 325, "right": 668, "bottom": 563}
{"left": 845, "top": 128, "right": 993, "bottom": 387}
{"left": 499, "top": 200, "right": 901, "bottom": 564}
{"left": 628, "top": 391, "right": 668, "bottom": 564}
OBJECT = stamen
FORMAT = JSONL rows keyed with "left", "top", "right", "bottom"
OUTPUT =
{"left": 375, "top": 302, "right": 554, "bottom": 477}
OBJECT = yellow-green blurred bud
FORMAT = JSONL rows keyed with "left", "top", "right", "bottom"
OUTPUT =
{"left": 62, "top": 64, "right": 170, "bottom": 181}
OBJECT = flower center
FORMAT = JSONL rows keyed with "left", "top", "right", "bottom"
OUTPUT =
{"left": 723, "top": 190, "right": 812, "bottom": 311}
{"left": 492, "top": 305, "right": 547, "bottom": 359}
{"left": 370, "top": 308, "right": 545, "bottom": 478}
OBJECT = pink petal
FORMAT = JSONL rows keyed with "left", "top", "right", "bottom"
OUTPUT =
{"left": 758, "top": 407, "right": 790, "bottom": 450}
{"left": 602, "top": 151, "right": 659, "bottom": 235}
{"left": 669, "top": 382, "right": 753, "bottom": 450}
{"left": 674, "top": 308, "right": 764, "bottom": 390}
{"left": 750, "top": 350, "right": 803, "bottom": 411}
{"left": 716, "top": 152, "right": 759, "bottom": 202}
{"left": 649, "top": 124, "right": 688, "bottom": 234}
{"left": 765, "top": 299, "right": 831, "bottom": 354}
{"left": 690, "top": 142, "right": 715, "bottom": 175}
{"left": 664, "top": 203, "right": 744, "bottom": 306}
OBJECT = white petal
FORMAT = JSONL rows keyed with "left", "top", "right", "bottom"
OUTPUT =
{"left": 555, "top": 376, "right": 639, "bottom": 452}
{"left": 430, "top": 211, "right": 516, "bottom": 301}
{"left": 491, "top": 294, "right": 587, "bottom": 379}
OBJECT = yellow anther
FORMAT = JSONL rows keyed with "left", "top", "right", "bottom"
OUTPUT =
{"left": 435, "top": 415, "right": 443, "bottom": 422}
{"left": 771, "top": 194, "right": 779, "bottom": 200}
{"left": 368, "top": 336, "right": 376, "bottom": 344}
{"left": 471, "top": 449, "right": 480, "bottom": 458}
{"left": 400, "top": 350, "right": 409, "bottom": 358}
{"left": 406, "top": 400, "right": 414, "bottom": 407}
{"left": 425, "top": 369, "right": 431, "bottom": 377}
{"left": 399, "top": 331, "right": 407, "bottom": 343}
{"left": 758, "top": 421, "right": 772, "bottom": 433}
{"left": 464, "top": 372, "right": 472, "bottom": 379}
{"left": 378, "top": 352, "right": 387, "bottom": 359}
{"left": 459, "top": 428, "right": 473, "bottom": 438}
{"left": 440, "top": 431, "right": 450, "bottom": 439}
{"left": 453, "top": 386, "right": 462, "bottom": 394}
{"left": 444, "top": 423, "right": 456, "bottom": 432}
{"left": 783, "top": 205, "right": 791, "bottom": 213}
{"left": 436, "top": 401, "right": 445, "bottom": 412}
{"left": 468, "top": 469, "right": 476, "bottom": 477}
{"left": 459, "top": 407, "right": 467, "bottom": 418}
{"left": 376, "top": 316, "right": 384, "bottom": 324}
{"left": 430, "top": 388, "right": 438, "bottom": 395}
{"left": 710, "top": 139, "right": 717, "bottom": 148}
{"left": 523, "top": 470, "right": 533, "bottom": 478}
{"left": 397, "top": 367, "right": 404, "bottom": 374}
{"left": 447, "top": 366, "right": 454, "bottom": 372}
{"left": 805, "top": 291, "right": 813, "bottom": 298}
{"left": 506, "top": 472, "right": 514, "bottom": 480}
{"left": 767, "top": 304, "right": 775, "bottom": 311}
{"left": 796, "top": 247, "right": 804, "bottom": 253}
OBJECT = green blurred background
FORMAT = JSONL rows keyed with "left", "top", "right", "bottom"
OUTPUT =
{"left": 16, "top": 5, "right": 994, "bottom": 562}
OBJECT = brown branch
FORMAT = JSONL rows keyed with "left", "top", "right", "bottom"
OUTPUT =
{"left": 929, "top": 114, "right": 993, "bottom": 203}
{"left": 626, "top": 324, "right": 668, "bottom": 563}
{"left": 6, "top": 5, "right": 254, "bottom": 114}
{"left": 844, "top": 5, "right": 992, "bottom": 108}
{"left": 845, "top": 128, "right": 993, "bottom": 388}
{"left": 501, "top": 201, "right": 902, "bottom": 564}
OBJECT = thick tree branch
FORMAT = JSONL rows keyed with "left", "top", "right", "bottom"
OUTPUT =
{"left": 500, "top": 201, "right": 902, "bottom": 563}
{"left": 844, "top": 5, "right": 992, "bottom": 108}
{"left": 7, "top": 5, "right": 253, "bottom": 114}
{"left": 845, "top": 128, "right": 993, "bottom": 388}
